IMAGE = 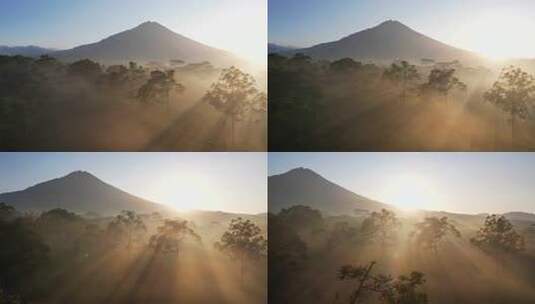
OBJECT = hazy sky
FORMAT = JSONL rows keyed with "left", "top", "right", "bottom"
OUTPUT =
{"left": 0, "top": 153, "right": 266, "bottom": 214}
{"left": 269, "top": 153, "right": 535, "bottom": 214}
{"left": 0, "top": 0, "right": 266, "bottom": 64}
{"left": 269, "top": 0, "right": 535, "bottom": 59}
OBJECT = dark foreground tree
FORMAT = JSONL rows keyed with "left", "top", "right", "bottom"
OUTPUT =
{"left": 484, "top": 66, "right": 535, "bottom": 148}
{"left": 338, "top": 262, "right": 428, "bottom": 304}
{"left": 215, "top": 217, "right": 267, "bottom": 287}
{"left": 202, "top": 66, "right": 266, "bottom": 148}
{"left": 0, "top": 219, "right": 49, "bottom": 298}
{"left": 149, "top": 219, "right": 200, "bottom": 257}
{"left": 420, "top": 68, "right": 466, "bottom": 102}
{"left": 411, "top": 216, "right": 461, "bottom": 255}
{"left": 383, "top": 61, "right": 420, "bottom": 103}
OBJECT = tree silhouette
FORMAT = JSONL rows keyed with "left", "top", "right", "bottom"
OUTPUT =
{"left": 361, "top": 209, "right": 400, "bottom": 248}
{"left": 202, "top": 66, "right": 265, "bottom": 148}
{"left": 0, "top": 203, "right": 16, "bottom": 222}
{"left": 330, "top": 58, "right": 362, "bottom": 73}
{"left": 471, "top": 214, "right": 525, "bottom": 254}
{"left": 0, "top": 218, "right": 49, "bottom": 297}
{"left": 107, "top": 210, "right": 146, "bottom": 251}
{"left": 383, "top": 61, "right": 420, "bottom": 104}
{"left": 149, "top": 219, "right": 200, "bottom": 257}
{"left": 67, "top": 59, "right": 102, "bottom": 81}
{"left": 137, "top": 70, "right": 185, "bottom": 105}
{"left": 484, "top": 66, "right": 535, "bottom": 148}
{"left": 411, "top": 216, "right": 461, "bottom": 255}
{"left": 420, "top": 68, "right": 466, "bottom": 102}
{"left": 215, "top": 217, "right": 267, "bottom": 287}
{"left": 338, "top": 262, "right": 428, "bottom": 304}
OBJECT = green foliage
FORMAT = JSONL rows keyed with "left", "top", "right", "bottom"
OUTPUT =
{"left": 471, "top": 214, "right": 525, "bottom": 254}
{"left": 67, "top": 59, "right": 102, "bottom": 80}
{"left": 149, "top": 219, "right": 200, "bottom": 255}
{"left": 411, "top": 216, "right": 461, "bottom": 253}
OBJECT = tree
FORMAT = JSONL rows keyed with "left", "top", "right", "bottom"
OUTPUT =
{"left": 410, "top": 216, "right": 461, "bottom": 255}
{"left": 338, "top": 262, "right": 428, "bottom": 304}
{"left": 0, "top": 203, "right": 16, "bottom": 222}
{"left": 0, "top": 219, "right": 49, "bottom": 297}
{"left": 484, "top": 66, "right": 535, "bottom": 148}
{"left": 137, "top": 70, "right": 185, "bottom": 105}
{"left": 149, "top": 219, "right": 200, "bottom": 257}
{"left": 383, "top": 61, "right": 420, "bottom": 103}
{"left": 202, "top": 66, "right": 265, "bottom": 148}
{"left": 278, "top": 205, "right": 324, "bottom": 237}
{"left": 361, "top": 209, "right": 400, "bottom": 248}
{"left": 215, "top": 217, "right": 267, "bottom": 287}
{"left": 330, "top": 58, "right": 362, "bottom": 73}
{"left": 67, "top": 59, "right": 102, "bottom": 81}
{"left": 420, "top": 68, "right": 466, "bottom": 102}
{"left": 107, "top": 210, "right": 147, "bottom": 251}
{"left": 470, "top": 214, "right": 525, "bottom": 255}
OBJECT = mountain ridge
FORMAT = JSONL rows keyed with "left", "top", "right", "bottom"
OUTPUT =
{"left": 283, "top": 20, "right": 482, "bottom": 64}
{"left": 0, "top": 171, "right": 166, "bottom": 215}
{"left": 268, "top": 167, "right": 391, "bottom": 215}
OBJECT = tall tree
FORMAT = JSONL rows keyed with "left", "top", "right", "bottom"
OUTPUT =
{"left": 137, "top": 70, "right": 185, "bottom": 105}
{"left": 361, "top": 209, "right": 400, "bottom": 248}
{"left": 484, "top": 66, "right": 535, "bottom": 148}
{"left": 202, "top": 66, "right": 265, "bottom": 148}
{"left": 215, "top": 217, "right": 267, "bottom": 287}
{"left": 420, "top": 68, "right": 466, "bottom": 102}
{"left": 149, "top": 219, "right": 200, "bottom": 257}
{"left": 383, "top": 61, "right": 420, "bottom": 104}
{"left": 470, "top": 214, "right": 525, "bottom": 254}
{"left": 107, "top": 210, "right": 147, "bottom": 251}
{"left": 411, "top": 216, "right": 461, "bottom": 255}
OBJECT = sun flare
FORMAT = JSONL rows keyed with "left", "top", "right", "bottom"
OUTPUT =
{"left": 381, "top": 173, "right": 438, "bottom": 211}
{"left": 456, "top": 11, "right": 535, "bottom": 59}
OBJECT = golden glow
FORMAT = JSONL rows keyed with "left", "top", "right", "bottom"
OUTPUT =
{"left": 381, "top": 173, "right": 438, "bottom": 211}
{"left": 143, "top": 172, "right": 215, "bottom": 212}
{"left": 455, "top": 11, "right": 535, "bottom": 59}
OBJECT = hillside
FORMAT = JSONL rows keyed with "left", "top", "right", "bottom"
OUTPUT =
{"left": 51, "top": 21, "right": 241, "bottom": 66}
{"left": 286, "top": 20, "right": 482, "bottom": 64}
{"left": 0, "top": 171, "right": 165, "bottom": 215}
{"left": 268, "top": 167, "right": 390, "bottom": 215}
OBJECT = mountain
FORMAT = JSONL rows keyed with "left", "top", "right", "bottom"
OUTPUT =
{"left": 0, "top": 171, "right": 165, "bottom": 215}
{"left": 52, "top": 21, "right": 240, "bottom": 66}
{"left": 288, "top": 20, "right": 482, "bottom": 64}
{"left": 268, "top": 167, "right": 390, "bottom": 215}
{"left": 268, "top": 43, "right": 297, "bottom": 54}
{"left": 0, "top": 45, "right": 55, "bottom": 57}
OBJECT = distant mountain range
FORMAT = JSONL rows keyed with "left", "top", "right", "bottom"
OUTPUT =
{"left": 273, "top": 20, "right": 483, "bottom": 64}
{"left": 1, "top": 21, "right": 242, "bottom": 67}
{"left": 268, "top": 167, "right": 390, "bottom": 215}
{"left": 268, "top": 43, "right": 297, "bottom": 54}
{"left": 0, "top": 45, "right": 55, "bottom": 57}
{"left": 0, "top": 171, "right": 165, "bottom": 215}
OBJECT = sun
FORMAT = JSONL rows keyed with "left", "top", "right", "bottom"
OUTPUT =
{"left": 380, "top": 173, "right": 438, "bottom": 211}
{"left": 455, "top": 11, "right": 535, "bottom": 60}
